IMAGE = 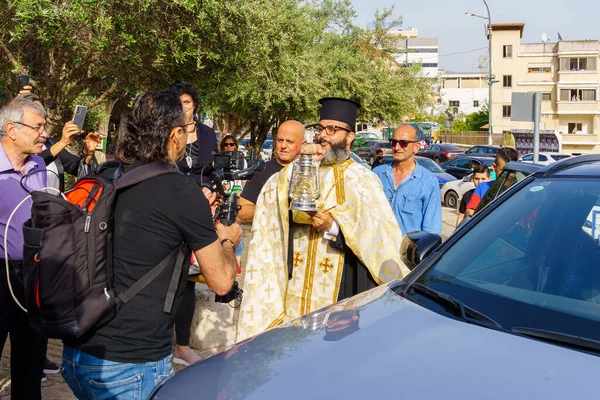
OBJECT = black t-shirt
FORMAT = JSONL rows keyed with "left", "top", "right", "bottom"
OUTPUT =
{"left": 241, "top": 159, "right": 284, "bottom": 204}
{"left": 459, "top": 189, "right": 475, "bottom": 214}
{"left": 68, "top": 170, "right": 217, "bottom": 363}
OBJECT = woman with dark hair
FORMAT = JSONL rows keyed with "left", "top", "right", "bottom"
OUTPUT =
{"left": 219, "top": 134, "right": 238, "bottom": 152}
{"left": 166, "top": 81, "right": 221, "bottom": 366}
{"left": 168, "top": 80, "right": 218, "bottom": 182}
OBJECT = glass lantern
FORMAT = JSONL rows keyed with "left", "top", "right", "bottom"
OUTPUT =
{"left": 289, "top": 153, "right": 320, "bottom": 211}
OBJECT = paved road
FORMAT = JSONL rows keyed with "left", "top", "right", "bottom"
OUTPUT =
{"left": 0, "top": 207, "right": 459, "bottom": 398}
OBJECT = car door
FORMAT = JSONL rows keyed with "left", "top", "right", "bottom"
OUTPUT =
{"left": 445, "top": 157, "right": 473, "bottom": 179}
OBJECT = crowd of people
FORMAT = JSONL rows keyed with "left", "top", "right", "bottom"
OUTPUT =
{"left": 0, "top": 80, "right": 514, "bottom": 399}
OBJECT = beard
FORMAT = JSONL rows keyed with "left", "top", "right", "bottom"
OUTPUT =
{"left": 317, "top": 136, "right": 349, "bottom": 165}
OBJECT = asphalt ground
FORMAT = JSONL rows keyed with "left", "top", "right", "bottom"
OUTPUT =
{"left": 0, "top": 207, "right": 459, "bottom": 398}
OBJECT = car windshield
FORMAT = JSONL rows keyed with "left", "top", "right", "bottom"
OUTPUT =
{"left": 416, "top": 157, "right": 444, "bottom": 173}
{"left": 406, "top": 177, "right": 600, "bottom": 344}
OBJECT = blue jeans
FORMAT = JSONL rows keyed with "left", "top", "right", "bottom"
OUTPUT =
{"left": 61, "top": 345, "right": 173, "bottom": 400}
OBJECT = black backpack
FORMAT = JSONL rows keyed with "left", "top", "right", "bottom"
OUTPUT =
{"left": 21, "top": 161, "right": 188, "bottom": 339}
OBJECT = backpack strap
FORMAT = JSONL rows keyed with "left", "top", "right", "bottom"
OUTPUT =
{"left": 114, "top": 161, "right": 178, "bottom": 190}
{"left": 116, "top": 243, "right": 188, "bottom": 311}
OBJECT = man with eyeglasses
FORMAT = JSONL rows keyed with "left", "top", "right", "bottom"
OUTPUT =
{"left": 0, "top": 96, "right": 49, "bottom": 399}
{"left": 373, "top": 124, "right": 442, "bottom": 235}
{"left": 236, "top": 97, "right": 409, "bottom": 341}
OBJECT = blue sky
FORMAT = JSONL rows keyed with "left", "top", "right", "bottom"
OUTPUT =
{"left": 349, "top": 0, "right": 599, "bottom": 72}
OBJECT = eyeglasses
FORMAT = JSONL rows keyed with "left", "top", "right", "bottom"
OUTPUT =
{"left": 223, "top": 142, "right": 236, "bottom": 147}
{"left": 389, "top": 139, "right": 419, "bottom": 148}
{"left": 315, "top": 124, "right": 351, "bottom": 136}
{"left": 179, "top": 121, "right": 195, "bottom": 130}
{"left": 13, "top": 121, "right": 47, "bottom": 134}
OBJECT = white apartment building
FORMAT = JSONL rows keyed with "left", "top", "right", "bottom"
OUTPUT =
{"left": 490, "top": 23, "right": 600, "bottom": 154}
{"left": 391, "top": 28, "right": 440, "bottom": 77}
{"left": 439, "top": 72, "right": 489, "bottom": 117}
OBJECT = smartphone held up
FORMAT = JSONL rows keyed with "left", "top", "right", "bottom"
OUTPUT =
{"left": 72, "top": 105, "right": 88, "bottom": 131}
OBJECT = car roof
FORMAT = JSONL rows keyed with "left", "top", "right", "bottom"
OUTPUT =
{"left": 535, "top": 155, "right": 600, "bottom": 177}
{"left": 504, "top": 161, "right": 544, "bottom": 174}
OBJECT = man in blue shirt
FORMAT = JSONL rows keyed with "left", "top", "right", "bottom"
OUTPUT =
{"left": 373, "top": 124, "right": 442, "bottom": 235}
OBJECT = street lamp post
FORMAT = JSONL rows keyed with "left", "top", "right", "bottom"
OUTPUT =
{"left": 466, "top": 0, "right": 493, "bottom": 145}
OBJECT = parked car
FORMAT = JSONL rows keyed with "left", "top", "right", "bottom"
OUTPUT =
{"left": 520, "top": 152, "right": 571, "bottom": 166}
{"left": 150, "top": 158, "right": 600, "bottom": 400}
{"left": 355, "top": 131, "right": 380, "bottom": 140}
{"left": 417, "top": 143, "right": 463, "bottom": 163}
{"left": 354, "top": 140, "right": 392, "bottom": 164}
{"left": 457, "top": 144, "right": 501, "bottom": 158}
{"left": 415, "top": 156, "right": 455, "bottom": 187}
{"left": 260, "top": 140, "right": 273, "bottom": 160}
{"left": 349, "top": 152, "right": 371, "bottom": 170}
{"left": 440, "top": 156, "right": 495, "bottom": 179}
{"left": 440, "top": 174, "right": 476, "bottom": 209}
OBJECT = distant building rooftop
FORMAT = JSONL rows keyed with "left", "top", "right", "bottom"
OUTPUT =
{"left": 490, "top": 22, "right": 525, "bottom": 38}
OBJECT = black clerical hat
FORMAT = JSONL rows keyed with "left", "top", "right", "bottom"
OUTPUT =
{"left": 318, "top": 97, "right": 361, "bottom": 130}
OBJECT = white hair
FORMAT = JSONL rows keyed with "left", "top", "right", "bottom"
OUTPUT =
{"left": 0, "top": 96, "right": 47, "bottom": 140}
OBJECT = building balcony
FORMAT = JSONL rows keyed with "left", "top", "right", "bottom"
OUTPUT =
{"left": 557, "top": 41, "right": 600, "bottom": 55}
{"left": 557, "top": 70, "right": 600, "bottom": 82}
{"left": 556, "top": 101, "right": 599, "bottom": 114}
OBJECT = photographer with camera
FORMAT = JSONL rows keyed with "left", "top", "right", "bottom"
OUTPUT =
{"left": 61, "top": 89, "right": 241, "bottom": 400}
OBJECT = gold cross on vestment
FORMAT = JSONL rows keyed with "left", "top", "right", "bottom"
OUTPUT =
{"left": 247, "top": 305, "right": 255, "bottom": 321}
{"left": 265, "top": 185, "right": 277, "bottom": 200}
{"left": 246, "top": 266, "right": 256, "bottom": 280}
{"left": 319, "top": 279, "right": 329, "bottom": 293}
{"left": 265, "top": 283, "right": 274, "bottom": 299}
{"left": 293, "top": 252, "right": 304, "bottom": 269}
{"left": 319, "top": 258, "right": 334, "bottom": 274}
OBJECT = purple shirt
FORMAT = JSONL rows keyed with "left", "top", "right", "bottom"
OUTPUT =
{"left": 0, "top": 142, "right": 47, "bottom": 260}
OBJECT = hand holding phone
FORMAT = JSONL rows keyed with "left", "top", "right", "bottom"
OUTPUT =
{"left": 18, "top": 75, "right": 30, "bottom": 91}
{"left": 72, "top": 105, "right": 88, "bottom": 131}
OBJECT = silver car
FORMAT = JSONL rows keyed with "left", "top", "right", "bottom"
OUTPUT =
{"left": 151, "top": 155, "right": 600, "bottom": 400}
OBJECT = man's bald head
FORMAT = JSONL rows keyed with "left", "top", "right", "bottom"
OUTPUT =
{"left": 275, "top": 120, "right": 306, "bottom": 164}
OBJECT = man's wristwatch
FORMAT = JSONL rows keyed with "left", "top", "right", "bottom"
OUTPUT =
{"left": 221, "top": 238, "right": 236, "bottom": 248}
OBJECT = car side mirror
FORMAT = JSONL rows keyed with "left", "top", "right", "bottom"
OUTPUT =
{"left": 400, "top": 231, "right": 442, "bottom": 270}
{"left": 462, "top": 176, "right": 470, "bottom": 182}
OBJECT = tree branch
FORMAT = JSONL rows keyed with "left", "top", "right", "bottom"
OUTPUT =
{"left": 85, "top": 79, "right": 119, "bottom": 110}
{"left": 0, "top": 37, "right": 26, "bottom": 74}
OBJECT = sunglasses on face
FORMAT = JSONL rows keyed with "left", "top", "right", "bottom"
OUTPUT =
{"left": 389, "top": 139, "right": 419, "bottom": 148}
{"left": 223, "top": 142, "right": 236, "bottom": 147}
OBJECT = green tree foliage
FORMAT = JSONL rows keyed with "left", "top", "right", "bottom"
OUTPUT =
{"left": 0, "top": 0, "right": 434, "bottom": 147}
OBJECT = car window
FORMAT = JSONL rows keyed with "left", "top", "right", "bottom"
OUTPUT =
{"left": 485, "top": 147, "right": 498, "bottom": 154}
{"left": 539, "top": 155, "right": 548, "bottom": 161}
{"left": 379, "top": 142, "right": 391, "bottom": 149}
{"left": 429, "top": 145, "right": 439, "bottom": 151}
{"left": 477, "top": 169, "right": 530, "bottom": 212}
{"left": 414, "top": 178, "right": 600, "bottom": 341}
{"left": 453, "top": 158, "right": 472, "bottom": 169}
{"left": 522, "top": 154, "right": 533, "bottom": 161}
{"left": 466, "top": 147, "right": 478, "bottom": 154}
{"left": 551, "top": 154, "right": 571, "bottom": 161}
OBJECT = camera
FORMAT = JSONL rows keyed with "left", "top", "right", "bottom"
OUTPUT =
{"left": 209, "top": 150, "right": 265, "bottom": 227}
{"left": 209, "top": 150, "right": 264, "bottom": 306}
